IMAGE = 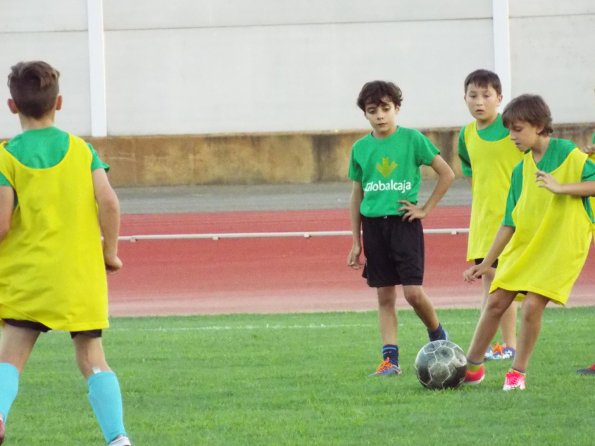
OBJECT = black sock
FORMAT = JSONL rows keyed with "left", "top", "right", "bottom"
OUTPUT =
{"left": 382, "top": 344, "right": 399, "bottom": 365}
{"left": 428, "top": 323, "right": 446, "bottom": 341}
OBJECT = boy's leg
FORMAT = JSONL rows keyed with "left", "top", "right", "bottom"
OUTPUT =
{"left": 369, "top": 286, "right": 401, "bottom": 375}
{"left": 510, "top": 293, "right": 548, "bottom": 373}
{"left": 482, "top": 269, "right": 517, "bottom": 356}
{"left": 0, "top": 324, "right": 40, "bottom": 443}
{"left": 401, "top": 285, "right": 444, "bottom": 339}
{"left": 499, "top": 303, "right": 517, "bottom": 350}
{"left": 0, "top": 324, "right": 40, "bottom": 418}
{"left": 73, "top": 335, "right": 128, "bottom": 444}
{"left": 377, "top": 286, "right": 398, "bottom": 345}
{"left": 467, "top": 289, "right": 516, "bottom": 364}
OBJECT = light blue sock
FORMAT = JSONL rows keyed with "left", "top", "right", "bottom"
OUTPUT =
{"left": 0, "top": 363, "right": 19, "bottom": 422}
{"left": 87, "top": 371, "right": 127, "bottom": 443}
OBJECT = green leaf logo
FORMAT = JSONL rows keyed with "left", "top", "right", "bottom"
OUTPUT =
{"left": 376, "top": 157, "right": 398, "bottom": 178}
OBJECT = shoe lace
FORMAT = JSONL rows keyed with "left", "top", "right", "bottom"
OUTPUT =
{"left": 492, "top": 343, "right": 504, "bottom": 355}
{"left": 506, "top": 370, "right": 523, "bottom": 385}
{"left": 375, "top": 358, "right": 394, "bottom": 373}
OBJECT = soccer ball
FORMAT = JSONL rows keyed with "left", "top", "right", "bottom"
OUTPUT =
{"left": 415, "top": 340, "right": 467, "bottom": 389}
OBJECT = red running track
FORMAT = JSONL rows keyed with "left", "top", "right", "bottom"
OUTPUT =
{"left": 109, "top": 206, "right": 594, "bottom": 316}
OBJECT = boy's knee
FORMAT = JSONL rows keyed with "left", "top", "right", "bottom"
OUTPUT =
{"left": 376, "top": 287, "right": 396, "bottom": 306}
{"left": 402, "top": 286, "right": 425, "bottom": 307}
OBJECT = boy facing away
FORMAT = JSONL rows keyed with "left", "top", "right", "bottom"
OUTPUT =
{"left": 0, "top": 61, "right": 131, "bottom": 445}
{"left": 462, "top": 94, "right": 595, "bottom": 390}
{"left": 458, "top": 69, "right": 523, "bottom": 361}
{"left": 346, "top": 80, "right": 455, "bottom": 376}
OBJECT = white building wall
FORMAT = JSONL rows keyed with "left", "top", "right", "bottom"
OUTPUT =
{"left": 0, "top": 0, "right": 593, "bottom": 137}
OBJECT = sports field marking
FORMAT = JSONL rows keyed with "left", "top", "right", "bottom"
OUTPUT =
{"left": 111, "top": 323, "right": 376, "bottom": 332}
{"left": 118, "top": 228, "right": 469, "bottom": 242}
{"left": 107, "top": 320, "right": 488, "bottom": 333}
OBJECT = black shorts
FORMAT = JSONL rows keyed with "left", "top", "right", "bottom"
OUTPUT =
{"left": 474, "top": 258, "right": 498, "bottom": 268}
{"left": 3, "top": 319, "right": 102, "bottom": 339}
{"left": 361, "top": 215, "right": 424, "bottom": 287}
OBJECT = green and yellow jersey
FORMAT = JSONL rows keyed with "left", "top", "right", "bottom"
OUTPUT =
{"left": 0, "top": 127, "right": 107, "bottom": 187}
{"left": 494, "top": 139, "right": 594, "bottom": 305}
{"left": 0, "top": 130, "right": 109, "bottom": 330}
{"left": 458, "top": 114, "right": 523, "bottom": 260}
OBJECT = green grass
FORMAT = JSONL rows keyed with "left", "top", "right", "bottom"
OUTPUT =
{"left": 6, "top": 307, "right": 595, "bottom": 445}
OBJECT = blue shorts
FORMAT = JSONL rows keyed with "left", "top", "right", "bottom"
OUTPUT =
{"left": 361, "top": 215, "right": 424, "bottom": 287}
{"left": 3, "top": 319, "right": 102, "bottom": 339}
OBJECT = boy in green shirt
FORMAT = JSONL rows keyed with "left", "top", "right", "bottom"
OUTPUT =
{"left": 347, "top": 80, "right": 455, "bottom": 376}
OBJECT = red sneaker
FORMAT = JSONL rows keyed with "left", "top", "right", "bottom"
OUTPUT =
{"left": 464, "top": 364, "right": 485, "bottom": 385}
{"left": 576, "top": 364, "right": 595, "bottom": 375}
{"left": 503, "top": 369, "right": 526, "bottom": 391}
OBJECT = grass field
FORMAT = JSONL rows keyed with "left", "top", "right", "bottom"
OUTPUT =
{"left": 5, "top": 306, "right": 595, "bottom": 445}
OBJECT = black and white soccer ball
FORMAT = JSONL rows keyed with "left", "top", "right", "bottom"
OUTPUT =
{"left": 415, "top": 340, "right": 467, "bottom": 390}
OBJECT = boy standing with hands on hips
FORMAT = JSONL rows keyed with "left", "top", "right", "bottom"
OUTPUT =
{"left": 347, "top": 80, "right": 455, "bottom": 376}
{"left": 0, "top": 61, "right": 131, "bottom": 445}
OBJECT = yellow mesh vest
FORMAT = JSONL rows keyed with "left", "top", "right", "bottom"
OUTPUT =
{"left": 491, "top": 148, "right": 593, "bottom": 304}
{"left": 464, "top": 121, "right": 523, "bottom": 260}
{"left": 590, "top": 152, "right": 595, "bottom": 238}
{"left": 0, "top": 135, "right": 108, "bottom": 330}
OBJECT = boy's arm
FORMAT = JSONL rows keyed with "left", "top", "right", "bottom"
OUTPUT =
{"left": 399, "top": 154, "right": 455, "bottom": 222}
{"left": 0, "top": 186, "right": 14, "bottom": 241}
{"left": 347, "top": 181, "right": 363, "bottom": 269}
{"left": 463, "top": 225, "right": 515, "bottom": 282}
{"left": 536, "top": 170, "right": 595, "bottom": 197}
{"left": 457, "top": 128, "right": 473, "bottom": 178}
{"left": 92, "top": 169, "right": 122, "bottom": 272}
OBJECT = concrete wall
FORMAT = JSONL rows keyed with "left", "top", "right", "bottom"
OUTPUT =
{"left": 90, "top": 123, "right": 595, "bottom": 187}
{"left": 1, "top": 1, "right": 594, "bottom": 137}
{"left": 1, "top": 1, "right": 594, "bottom": 186}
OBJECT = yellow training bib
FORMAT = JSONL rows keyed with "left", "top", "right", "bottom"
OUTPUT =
{"left": 491, "top": 148, "right": 593, "bottom": 304}
{"left": 464, "top": 121, "right": 523, "bottom": 260}
{"left": 0, "top": 135, "right": 108, "bottom": 330}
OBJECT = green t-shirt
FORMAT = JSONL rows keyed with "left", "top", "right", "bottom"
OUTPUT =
{"left": 348, "top": 126, "right": 439, "bottom": 217}
{"left": 458, "top": 114, "right": 510, "bottom": 177}
{"left": 503, "top": 138, "right": 595, "bottom": 225}
{"left": 0, "top": 127, "right": 107, "bottom": 186}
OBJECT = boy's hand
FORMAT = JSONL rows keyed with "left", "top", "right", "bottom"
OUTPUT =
{"left": 583, "top": 144, "right": 595, "bottom": 155}
{"left": 463, "top": 264, "right": 488, "bottom": 282}
{"left": 398, "top": 200, "right": 427, "bottom": 222}
{"left": 535, "top": 170, "right": 562, "bottom": 193}
{"left": 104, "top": 253, "right": 123, "bottom": 273}
{"left": 347, "top": 245, "right": 362, "bottom": 269}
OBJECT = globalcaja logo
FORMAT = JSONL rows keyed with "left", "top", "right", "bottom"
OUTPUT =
{"left": 364, "top": 180, "right": 412, "bottom": 193}
{"left": 376, "top": 157, "right": 397, "bottom": 178}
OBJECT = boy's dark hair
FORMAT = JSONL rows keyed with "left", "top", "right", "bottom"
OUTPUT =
{"left": 464, "top": 69, "right": 502, "bottom": 95}
{"left": 8, "top": 61, "right": 60, "bottom": 119}
{"left": 357, "top": 81, "right": 403, "bottom": 111}
{"left": 502, "top": 94, "right": 553, "bottom": 136}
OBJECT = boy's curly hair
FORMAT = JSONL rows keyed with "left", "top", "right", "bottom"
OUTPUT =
{"left": 357, "top": 81, "right": 403, "bottom": 111}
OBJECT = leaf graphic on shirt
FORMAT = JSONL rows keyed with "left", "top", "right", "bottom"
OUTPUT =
{"left": 376, "top": 157, "right": 398, "bottom": 178}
